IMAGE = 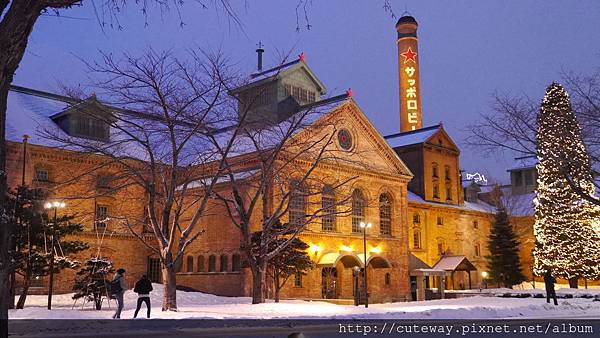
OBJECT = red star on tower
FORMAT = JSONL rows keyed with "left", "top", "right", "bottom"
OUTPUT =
{"left": 401, "top": 47, "right": 417, "bottom": 64}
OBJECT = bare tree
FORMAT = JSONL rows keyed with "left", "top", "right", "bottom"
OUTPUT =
{"left": 203, "top": 71, "right": 364, "bottom": 302}
{"left": 0, "top": 0, "right": 239, "bottom": 326}
{"left": 40, "top": 49, "right": 241, "bottom": 311}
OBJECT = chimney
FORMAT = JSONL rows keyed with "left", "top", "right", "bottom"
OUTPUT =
{"left": 256, "top": 41, "right": 264, "bottom": 71}
{"left": 396, "top": 15, "right": 423, "bottom": 132}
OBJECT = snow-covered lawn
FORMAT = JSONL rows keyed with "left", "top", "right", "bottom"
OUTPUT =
{"left": 9, "top": 284, "right": 600, "bottom": 320}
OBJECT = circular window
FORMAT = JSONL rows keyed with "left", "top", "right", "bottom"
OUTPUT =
{"left": 337, "top": 129, "right": 353, "bottom": 151}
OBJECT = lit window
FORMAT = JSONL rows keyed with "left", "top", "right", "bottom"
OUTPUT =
{"left": 321, "top": 185, "right": 336, "bottom": 232}
{"left": 379, "top": 194, "right": 392, "bottom": 235}
{"left": 413, "top": 229, "right": 421, "bottom": 249}
{"left": 288, "top": 181, "right": 306, "bottom": 227}
{"left": 351, "top": 189, "right": 365, "bottom": 233}
{"left": 96, "top": 205, "right": 109, "bottom": 229}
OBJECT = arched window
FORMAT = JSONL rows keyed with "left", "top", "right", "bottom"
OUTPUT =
{"left": 321, "top": 185, "right": 336, "bottom": 232}
{"left": 432, "top": 163, "right": 439, "bottom": 178}
{"left": 412, "top": 213, "right": 420, "bottom": 224}
{"left": 288, "top": 181, "right": 306, "bottom": 227}
{"left": 232, "top": 254, "right": 241, "bottom": 272}
{"left": 379, "top": 193, "right": 392, "bottom": 235}
{"left": 208, "top": 255, "right": 216, "bottom": 272}
{"left": 437, "top": 240, "right": 446, "bottom": 256}
{"left": 197, "top": 255, "right": 204, "bottom": 272}
{"left": 446, "top": 186, "right": 452, "bottom": 201}
{"left": 413, "top": 229, "right": 421, "bottom": 249}
{"left": 433, "top": 184, "right": 440, "bottom": 199}
{"left": 444, "top": 165, "right": 451, "bottom": 181}
{"left": 220, "top": 254, "right": 229, "bottom": 272}
{"left": 351, "top": 189, "right": 365, "bottom": 233}
{"left": 186, "top": 255, "right": 194, "bottom": 272}
{"left": 474, "top": 243, "right": 481, "bottom": 257}
{"left": 385, "top": 273, "right": 391, "bottom": 287}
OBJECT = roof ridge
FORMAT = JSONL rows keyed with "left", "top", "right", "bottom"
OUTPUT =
{"left": 384, "top": 123, "right": 441, "bottom": 139}
{"left": 10, "top": 85, "right": 80, "bottom": 104}
{"left": 250, "top": 58, "right": 301, "bottom": 79}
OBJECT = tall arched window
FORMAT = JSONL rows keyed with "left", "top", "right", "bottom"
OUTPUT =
{"left": 288, "top": 180, "right": 306, "bottom": 227}
{"left": 432, "top": 162, "right": 439, "bottom": 178}
{"left": 208, "top": 255, "right": 216, "bottom": 272}
{"left": 321, "top": 185, "right": 336, "bottom": 232}
{"left": 220, "top": 254, "right": 229, "bottom": 272}
{"left": 351, "top": 189, "right": 365, "bottom": 233}
{"left": 197, "top": 255, "right": 204, "bottom": 272}
{"left": 379, "top": 193, "right": 392, "bottom": 235}
{"left": 433, "top": 184, "right": 440, "bottom": 199}
{"left": 186, "top": 255, "right": 194, "bottom": 272}
{"left": 444, "top": 165, "right": 451, "bottom": 181}
{"left": 413, "top": 228, "right": 422, "bottom": 249}
{"left": 232, "top": 254, "right": 241, "bottom": 272}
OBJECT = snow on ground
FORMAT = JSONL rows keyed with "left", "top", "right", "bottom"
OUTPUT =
{"left": 9, "top": 284, "right": 600, "bottom": 320}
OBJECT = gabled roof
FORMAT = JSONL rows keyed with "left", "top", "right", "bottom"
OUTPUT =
{"left": 432, "top": 255, "right": 477, "bottom": 272}
{"left": 507, "top": 155, "right": 537, "bottom": 172}
{"left": 230, "top": 54, "right": 327, "bottom": 95}
{"left": 384, "top": 124, "right": 442, "bottom": 148}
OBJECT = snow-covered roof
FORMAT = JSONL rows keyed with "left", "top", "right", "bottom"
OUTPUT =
{"left": 179, "top": 168, "right": 259, "bottom": 191}
{"left": 384, "top": 124, "right": 441, "bottom": 148}
{"left": 501, "top": 188, "right": 535, "bottom": 217}
{"left": 6, "top": 86, "right": 75, "bottom": 146}
{"left": 507, "top": 156, "right": 537, "bottom": 171}
{"left": 432, "top": 255, "right": 477, "bottom": 271}
{"left": 407, "top": 190, "right": 495, "bottom": 214}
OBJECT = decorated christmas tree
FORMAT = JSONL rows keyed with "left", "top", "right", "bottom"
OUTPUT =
{"left": 72, "top": 257, "right": 114, "bottom": 310}
{"left": 487, "top": 207, "right": 526, "bottom": 288}
{"left": 533, "top": 82, "right": 600, "bottom": 285}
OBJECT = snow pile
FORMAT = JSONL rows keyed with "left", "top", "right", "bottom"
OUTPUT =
{"left": 9, "top": 284, "right": 600, "bottom": 320}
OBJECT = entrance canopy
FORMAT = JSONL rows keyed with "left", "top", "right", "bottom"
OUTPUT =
{"left": 432, "top": 255, "right": 477, "bottom": 272}
{"left": 317, "top": 252, "right": 362, "bottom": 268}
{"left": 317, "top": 252, "right": 393, "bottom": 269}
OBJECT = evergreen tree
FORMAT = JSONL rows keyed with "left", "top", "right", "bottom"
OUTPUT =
{"left": 9, "top": 186, "right": 89, "bottom": 308}
{"left": 72, "top": 258, "right": 114, "bottom": 310}
{"left": 251, "top": 220, "right": 315, "bottom": 302}
{"left": 487, "top": 207, "right": 526, "bottom": 288}
{"left": 533, "top": 82, "right": 600, "bottom": 285}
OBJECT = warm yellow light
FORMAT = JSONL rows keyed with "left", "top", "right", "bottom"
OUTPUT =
{"left": 370, "top": 247, "right": 382, "bottom": 254}
{"left": 340, "top": 245, "right": 353, "bottom": 252}
{"left": 44, "top": 202, "right": 52, "bottom": 209}
{"left": 309, "top": 244, "right": 321, "bottom": 254}
{"left": 481, "top": 271, "right": 489, "bottom": 278}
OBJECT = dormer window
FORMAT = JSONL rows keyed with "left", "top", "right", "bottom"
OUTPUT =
{"left": 285, "top": 83, "right": 317, "bottom": 105}
{"left": 73, "top": 115, "right": 109, "bottom": 141}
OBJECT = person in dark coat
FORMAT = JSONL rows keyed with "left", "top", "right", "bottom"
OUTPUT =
{"left": 133, "top": 274, "right": 153, "bottom": 318}
{"left": 544, "top": 270, "right": 558, "bottom": 305}
{"left": 111, "top": 268, "right": 127, "bottom": 319}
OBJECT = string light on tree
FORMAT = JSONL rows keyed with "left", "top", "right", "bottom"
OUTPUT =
{"left": 533, "top": 82, "right": 600, "bottom": 284}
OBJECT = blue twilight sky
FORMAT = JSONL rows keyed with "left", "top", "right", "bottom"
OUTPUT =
{"left": 13, "top": 1, "right": 600, "bottom": 182}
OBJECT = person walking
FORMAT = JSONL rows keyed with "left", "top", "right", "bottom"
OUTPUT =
{"left": 133, "top": 274, "right": 153, "bottom": 318}
{"left": 544, "top": 269, "right": 558, "bottom": 305}
{"left": 111, "top": 268, "right": 127, "bottom": 319}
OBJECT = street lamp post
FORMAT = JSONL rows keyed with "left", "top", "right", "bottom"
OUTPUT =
{"left": 44, "top": 201, "right": 65, "bottom": 310}
{"left": 359, "top": 221, "right": 372, "bottom": 308}
{"left": 481, "top": 271, "right": 489, "bottom": 290}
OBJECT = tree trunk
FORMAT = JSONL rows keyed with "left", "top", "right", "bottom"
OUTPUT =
{"left": 16, "top": 273, "right": 31, "bottom": 309}
{"left": 274, "top": 272, "right": 280, "bottom": 303}
{"left": 94, "top": 294, "right": 102, "bottom": 310}
{"left": 568, "top": 277, "right": 578, "bottom": 289}
{"left": 161, "top": 265, "right": 177, "bottom": 311}
{"left": 0, "top": 2, "right": 46, "bottom": 331}
{"left": 251, "top": 263, "right": 267, "bottom": 304}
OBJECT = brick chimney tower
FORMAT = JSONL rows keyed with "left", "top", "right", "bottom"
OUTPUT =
{"left": 396, "top": 15, "right": 423, "bottom": 132}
